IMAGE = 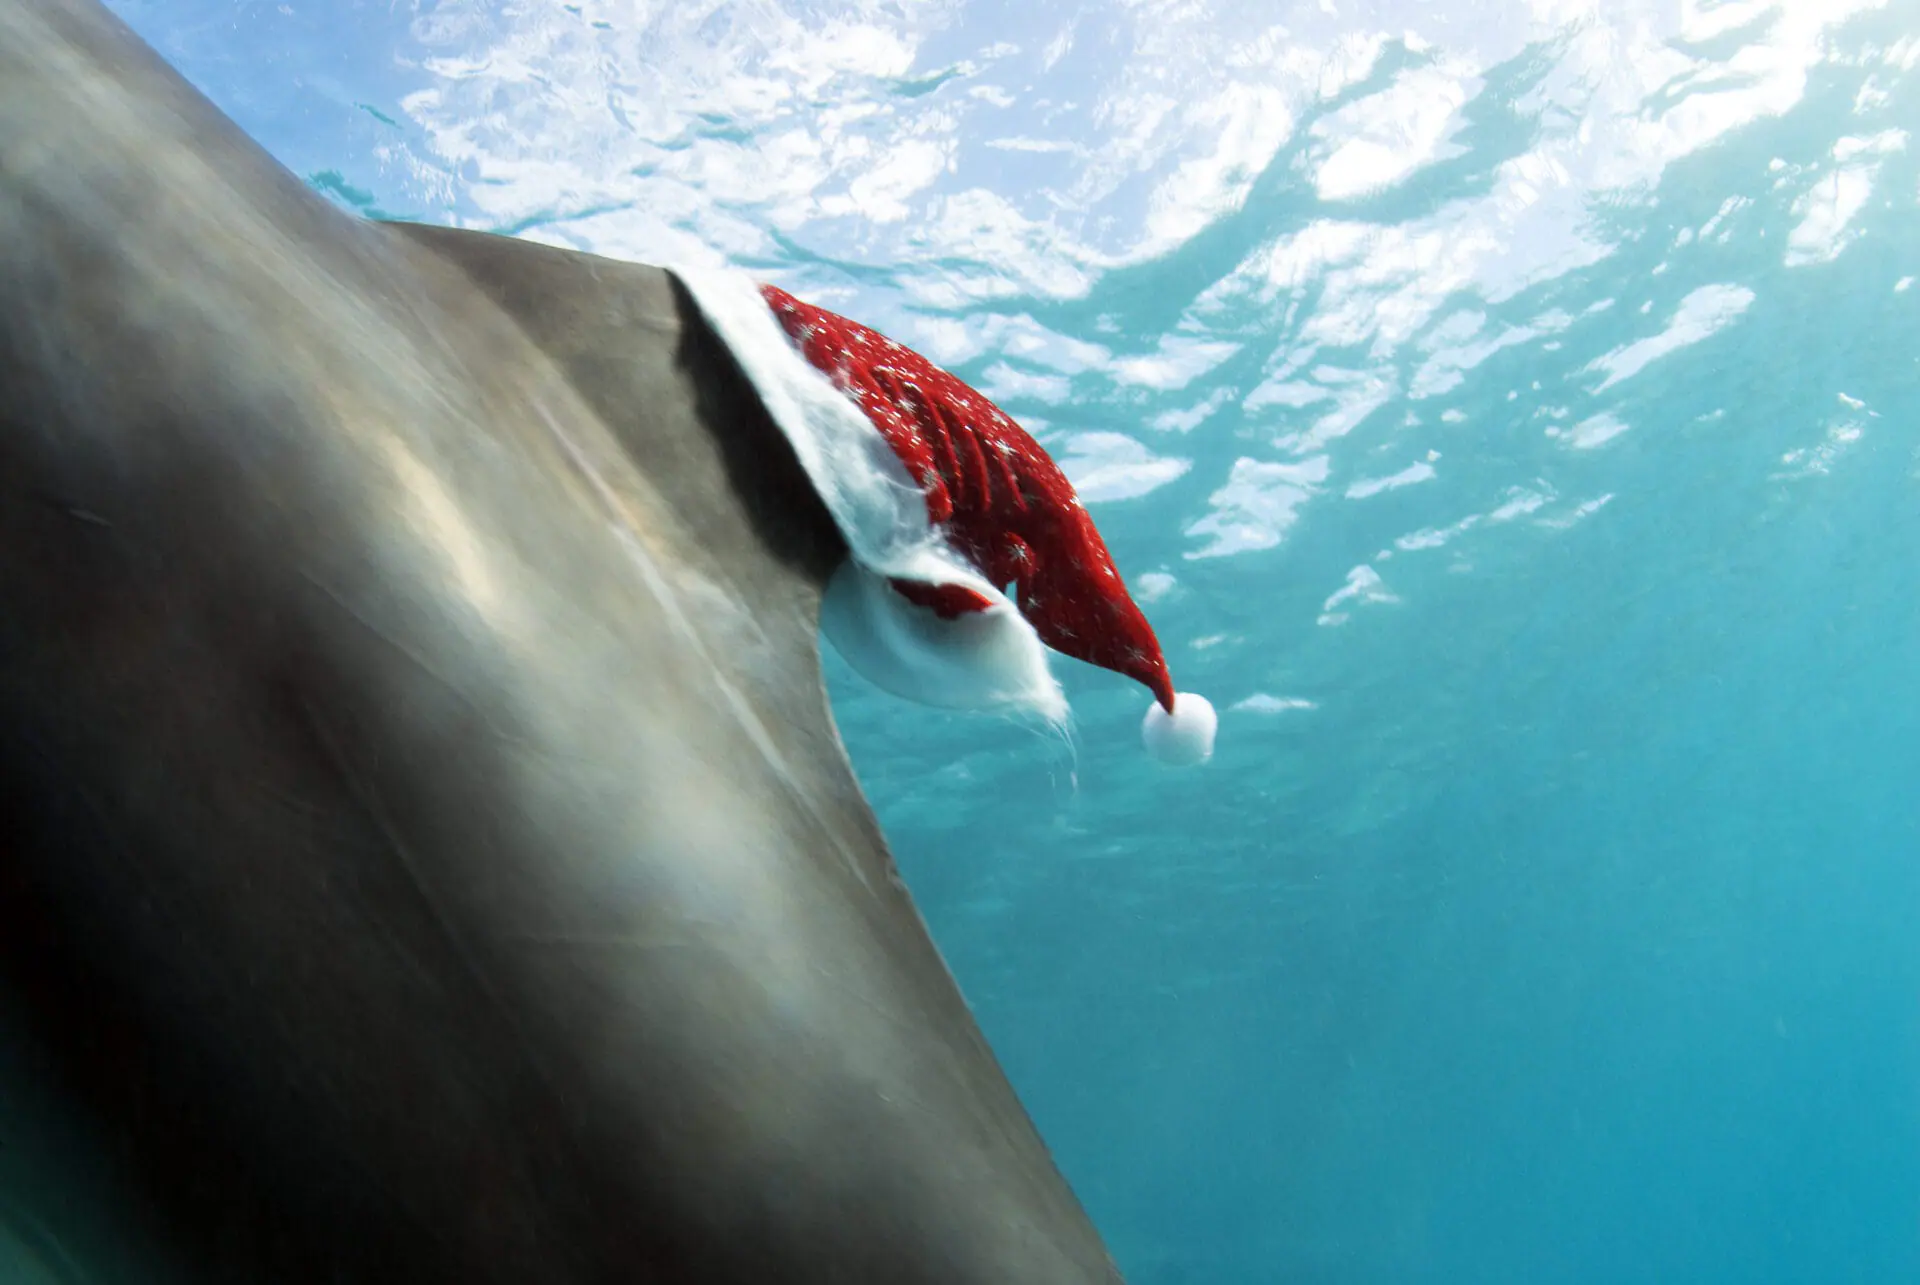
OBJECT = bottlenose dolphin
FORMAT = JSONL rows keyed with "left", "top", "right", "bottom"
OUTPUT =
{"left": 0, "top": 0, "right": 1126, "bottom": 1280}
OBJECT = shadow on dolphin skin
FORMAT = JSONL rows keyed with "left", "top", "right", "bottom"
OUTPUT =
{"left": 377, "top": 221, "right": 852, "bottom": 593}
{"left": 375, "top": 218, "right": 903, "bottom": 862}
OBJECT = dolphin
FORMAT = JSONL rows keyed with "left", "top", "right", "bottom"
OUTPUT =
{"left": 0, "top": 0, "right": 1126, "bottom": 1280}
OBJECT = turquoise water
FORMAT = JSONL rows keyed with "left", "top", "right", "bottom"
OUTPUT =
{"left": 113, "top": 1, "right": 1920, "bottom": 1279}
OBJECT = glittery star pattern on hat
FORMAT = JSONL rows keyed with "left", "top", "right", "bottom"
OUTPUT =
{"left": 759, "top": 284, "right": 1178, "bottom": 714}
{"left": 670, "top": 265, "right": 1216, "bottom": 763}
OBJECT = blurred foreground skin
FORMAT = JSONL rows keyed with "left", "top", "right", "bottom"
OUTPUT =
{"left": 0, "top": 1, "right": 1127, "bottom": 1281}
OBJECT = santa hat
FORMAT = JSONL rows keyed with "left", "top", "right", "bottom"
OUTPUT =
{"left": 674, "top": 268, "right": 1216, "bottom": 766}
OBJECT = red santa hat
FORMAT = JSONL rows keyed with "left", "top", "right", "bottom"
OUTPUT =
{"left": 759, "top": 284, "right": 1180, "bottom": 709}
{"left": 674, "top": 267, "right": 1216, "bottom": 766}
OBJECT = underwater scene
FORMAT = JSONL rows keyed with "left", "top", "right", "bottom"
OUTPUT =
{"left": 85, "top": 0, "right": 1920, "bottom": 1280}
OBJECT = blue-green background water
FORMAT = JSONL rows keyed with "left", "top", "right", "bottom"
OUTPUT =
{"left": 107, "top": 1, "right": 1920, "bottom": 1279}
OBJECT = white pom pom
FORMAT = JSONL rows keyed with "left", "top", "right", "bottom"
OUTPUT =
{"left": 1141, "top": 692, "right": 1217, "bottom": 766}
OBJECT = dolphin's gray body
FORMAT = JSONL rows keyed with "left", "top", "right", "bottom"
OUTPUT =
{"left": 0, "top": 0, "right": 1125, "bottom": 1280}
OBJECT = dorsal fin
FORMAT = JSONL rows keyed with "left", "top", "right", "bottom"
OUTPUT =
{"left": 0, "top": 2, "right": 1127, "bottom": 1274}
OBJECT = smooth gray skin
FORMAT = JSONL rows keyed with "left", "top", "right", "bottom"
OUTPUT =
{"left": 0, "top": 0, "right": 1126, "bottom": 1281}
